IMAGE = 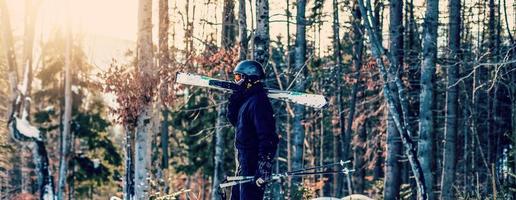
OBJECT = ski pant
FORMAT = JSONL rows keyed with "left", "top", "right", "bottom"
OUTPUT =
{"left": 230, "top": 149, "right": 265, "bottom": 200}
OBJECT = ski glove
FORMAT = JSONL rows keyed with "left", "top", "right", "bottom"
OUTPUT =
{"left": 255, "top": 153, "right": 274, "bottom": 187}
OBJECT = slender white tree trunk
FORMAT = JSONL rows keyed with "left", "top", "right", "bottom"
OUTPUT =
{"left": 418, "top": 0, "right": 438, "bottom": 199}
{"left": 134, "top": 0, "right": 154, "bottom": 199}
{"left": 253, "top": 0, "right": 269, "bottom": 66}
{"left": 384, "top": 0, "right": 403, "bottom": 198}
{"left": 158, "top": 0, "right": 170, "bottom": 181}
{"left": 440, "top": 0, "right": 460, "bottom": 199}
{"left": 238, "top": 0, "right": 247, "bottom": 60}
{"left": 57, "top": 2, "right": 73, "bottom": 198}
{"left": 291, "top": 0, "right": 306, "bottom": 186}
{"left": 356, "top": 0, "right": 428, "bottom": 198}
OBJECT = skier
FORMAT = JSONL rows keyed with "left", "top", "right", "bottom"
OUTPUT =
{"left": 227, "top": 60, "right": 279, "bottom": 200}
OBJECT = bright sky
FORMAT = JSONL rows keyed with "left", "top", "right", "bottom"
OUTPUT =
{"left": 7, "top": 0, "right": 138, "bottom": 41}
{"left": 5, "top": 0, "right": 516, "bottom": 55}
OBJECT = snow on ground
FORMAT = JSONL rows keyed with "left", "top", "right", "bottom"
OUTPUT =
{"left": 44, "top": 105, "right": 55, "bottom": 111}
{"left": 15, "top": 117, "right": 41, "bottom": 140}
{"left": 42, "top": 184, "right": 55, "bottom": 200}
{"left": 92, "top": 158, "right": 100, "bottom": 168}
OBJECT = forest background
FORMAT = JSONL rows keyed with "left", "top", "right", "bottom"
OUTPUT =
{"left": 0, "top": 0, "right": 515, "bottom": 199}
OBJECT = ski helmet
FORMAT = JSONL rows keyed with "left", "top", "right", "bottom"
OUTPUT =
{"left": 233, "top": 60, "right": 265, "bottom": 80}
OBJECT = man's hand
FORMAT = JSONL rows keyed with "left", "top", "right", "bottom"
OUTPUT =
{"left": 255, "top": 177, "right": 266, "bottom": 187}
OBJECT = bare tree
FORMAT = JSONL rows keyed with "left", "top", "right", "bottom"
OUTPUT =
{"left": 253, "top": 0, "right": 269, "bottom": 66}
{"left": 383, "top": 0, "right": 403, "bottom": 198}
{"left": 356, "top": 0, "right": 429, "bottom": 198}
{"left": 1, "top": 1, "right": 55, "bottom": 198}
{"left": 349, "top": 1, "right": 366, "bottom": 196}
{"left": 57, "top": 2, "right": 73, "bottom": 198}
{"left": 291, "top": 0, "right": 307, "bottom": 187}
{"left": 159, "top": 0, "right": 170, "bottom": 171}
{"left": 17, "top": 0, "right": 42, "bottom": 192}
{"left": 238, "top": 0, "right": 247, "bottom": 60}
{"left": 212, "top": 1, "right": 236, "bottom": 199}
{"left": 440, "top": 0, "right": 460, "bottom": 199}
{"left": 418, "top": 0, "right": 438, "bottom": 198}
{"left": 134, "top": 0, "right": 154, "bottom": 198}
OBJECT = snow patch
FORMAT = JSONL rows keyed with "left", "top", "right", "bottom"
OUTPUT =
{"left": 42, "top": 184, "right": 55, "bottom": 200}
{"left": 311, "top": 198, "right": 340, "bottom": 200}
{"left": 71, "top": 85, "right": 80, "bottom": 94}
{"left": 15, "top": 117, "right": 41, "bottom": 140}
{"left": 44, "top": 105, "right": 55, "bottom": 112}
{"left": 92, "top": 158, "right": 100, "bottom": 168}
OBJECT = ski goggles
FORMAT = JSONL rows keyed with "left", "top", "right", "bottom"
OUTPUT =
{"left": 234, "top": 73, "right": 242, "bottom": 82}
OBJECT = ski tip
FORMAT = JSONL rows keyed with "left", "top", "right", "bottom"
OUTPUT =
{"left": 175, "top": 72, "right": 185, "bottom": 83}
{"left": 320, "top": 97, "right": 330, "bottom": 109}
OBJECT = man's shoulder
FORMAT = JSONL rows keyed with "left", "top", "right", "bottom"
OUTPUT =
{"left": 248, "top": 89, "right": 269, "bottom": 103}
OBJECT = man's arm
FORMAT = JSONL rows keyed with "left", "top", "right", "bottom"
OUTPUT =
{"left": 226, "top": 91, "right": 245, "bottom": 126}
{"left": 251, "top": 96, "right": 279, "bottom": 184}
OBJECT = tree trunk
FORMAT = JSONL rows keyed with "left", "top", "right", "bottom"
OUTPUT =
{"left": 332, "top": 0, "right": 347, "bottom": 196}
{"left": 20, "top": 1, "right": 39, "bottom": 192}
{"left": 30, "top": 141, "right": 55, "bottom": 199}
{"left": 418, "top": 0, "right": 438, "bottom": 198}
{"left": 0, "top": 0, "right": 19, "bottom": 113}
{"left": 253, "top": 0, "right": 269, "bottom": 66}
{"left": 212, "top": 1, "right": 236, "bottom": 199}
{"left": 1, "top": 2, "right": 56, "bottom": 198}
{"left": 157, "top": 0, "right": 170, "bottom": 196}
{"left": 356, "top": 0, "right": 428, "bottom": 198}
{"left": 222, "top": 0, "right": 236, "bottom": 49}
{"left": 440, "top": 0, "right": 460, "bottom": 199}
{"left": 403, "top": 0, "right": 420, "bottom": 193}
{"left": 285, "top": 0, "right": 293, "bottom": 191}
{"left": 384, "top": 0, "right": 403, "bottom": 198}
{"left": 57, "top": 10, "right": 73, "bottom": 199}
{"left": 291, "top": 0, "right": 307, "bottom": 186}
{"left": 212, "top": 105, "right": 226, "bottom": 200}
{"left": 372, "top": 0, "right": 383, "bottom": 43}
{"left": 238, "top": 0, "right": 247, "bottom": 60}
{"left": 134, "top": 0, "right": 154, "bottom": 199}
{"left": 124, "top": 127, "right": 135, "bottom": 200}
{"left": 353, "top": 120, "right": 367, "bottom": 194}
{"left": 1, "top": 0, "right": 23, "bottom": 193}
{"left": 349, "top": 3, "right": 365, "bottom": 195}
{"left": 21, "top": 0, "right": 39, "bottom": 120}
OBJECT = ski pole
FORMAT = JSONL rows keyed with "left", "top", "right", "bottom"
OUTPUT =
{"left": 219, "top": 170, "right": 355, "bottom": 188}
{"left": 288, "top": 160, "right": 351, "bottom": 174}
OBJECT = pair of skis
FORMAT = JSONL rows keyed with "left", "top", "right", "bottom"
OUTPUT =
{"left": 175, "top": 72, "right": 328, "bottom": 109}
{"left": 219, "top": 160, "right": 353, "bottom": 188}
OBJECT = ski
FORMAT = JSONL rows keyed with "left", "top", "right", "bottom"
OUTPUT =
{"left": 176, "top": 72, "right": 328, "bottom": 109}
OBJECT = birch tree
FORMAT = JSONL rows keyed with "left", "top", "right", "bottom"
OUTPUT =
{"left": 418, "top": 0, "right": 438, "bottom": 198}
{"left": 253, "top": 0, "right": 269, "bottom": 66}
{"left": 383, "top": 0, "right": 403, "bottom": 198}
{"left": 349, "top": 1, "right": 365, "bottom": 195}
{"left": 291, "top": 0, "right": 307, "bottom": 186}
{"left": 331, "top": 0, "right": 349, "bottom": 196}
{"left": 1, "top": 1, "right": 56, "bottom": 199}
{"left": 440, "top": 0, "right": 460, "bottom": 198}
{"left": 134, "top": 0, "right": 154, "bottom": 198}
{"left": 158, "top": 0, "right": 169, "bottom": 171}
{"left": 18, "top": 0, "right": 40, "bottom": 192}
{"left": 212, "top": 1, "right": 236, "bottom": 199}
{"left": 57, "top": 3, "right": 73, "bottom": 198}
{"left": 238, "top": 0, "right": 247, "bottom": 60}
{"left": 356, "top": 0, "right": 429, "bottom": 198}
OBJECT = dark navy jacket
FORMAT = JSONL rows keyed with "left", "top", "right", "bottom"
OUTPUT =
{"left": 227, "top": 82, "right": 278, "bottom": 179}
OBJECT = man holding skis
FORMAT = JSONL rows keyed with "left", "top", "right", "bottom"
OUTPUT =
{"left": 227, "top": 60, "right": 279, "bottom": 200}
